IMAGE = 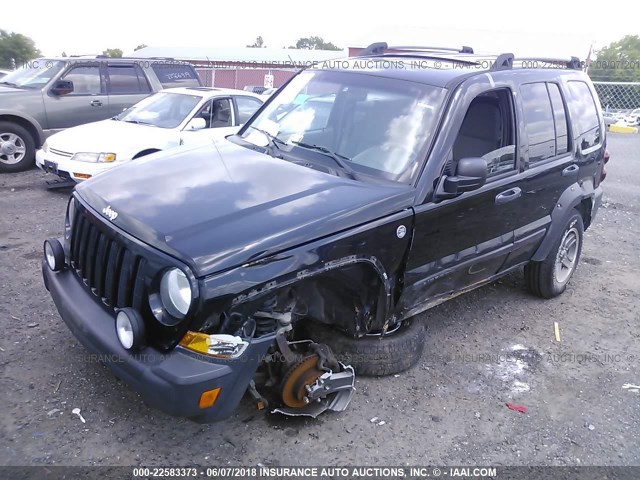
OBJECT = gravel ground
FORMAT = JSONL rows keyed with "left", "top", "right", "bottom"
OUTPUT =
{"left": 0, "top": 134, "right": 638, "bottom": 467}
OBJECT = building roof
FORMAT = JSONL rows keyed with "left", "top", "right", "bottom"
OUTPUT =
{"left": 128, "top": 47, "right": 347, "bottom": 66}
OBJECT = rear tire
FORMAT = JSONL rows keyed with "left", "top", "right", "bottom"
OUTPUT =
{"left": 525, "top": 211, "right": 584, "bottom": 299}
{"left": 0, "top": 121, "right": 36, "bottom": 173}
{"left": 303, "top": 319, "right": 426, "bottom": 377}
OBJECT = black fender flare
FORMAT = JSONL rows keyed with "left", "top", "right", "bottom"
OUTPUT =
{"left": 531, "top": 179, "right": 596, "bottom": 262}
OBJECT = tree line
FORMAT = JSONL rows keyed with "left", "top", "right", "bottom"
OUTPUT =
{"left": 246, "top": 36, "right": 341, "bottom": 50}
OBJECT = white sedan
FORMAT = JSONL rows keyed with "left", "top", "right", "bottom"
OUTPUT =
{"left": 36, "top": 87, "right": 264, "bottom": 183}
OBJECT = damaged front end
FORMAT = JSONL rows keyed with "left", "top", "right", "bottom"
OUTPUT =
{"left": 172, "top": 212, "right": 413, "bottom": 422}
{"left": 44, "top": 182, "right": 411, "bottom": 423}
{"left": 178, "top": 295, "right": 356, "bottom": 419}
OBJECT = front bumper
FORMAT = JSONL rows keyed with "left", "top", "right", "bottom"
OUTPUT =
{"left": 36, "top": 149, "right": 119, "bottom": 183}
{"left": 42, "top": 256, "right": 273, "bottom": 422}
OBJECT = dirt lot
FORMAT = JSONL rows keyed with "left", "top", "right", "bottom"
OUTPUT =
{"left": 1, "top": 134, "right": 639, "bottom": 467}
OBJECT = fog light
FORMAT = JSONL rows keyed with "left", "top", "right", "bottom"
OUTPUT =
{"left": 115, "top": 308, "right": 146, "bottom": 351}
{"left": 44, "top": 239, "right": 65, "bottom": 271}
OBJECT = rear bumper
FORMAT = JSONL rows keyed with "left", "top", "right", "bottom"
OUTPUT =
{"left": 42, "top": 257, "right": 273, "bottom": 422}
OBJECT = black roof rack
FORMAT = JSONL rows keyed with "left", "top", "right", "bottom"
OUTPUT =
{"left": 492, "top": 54, "right": 582, "bottom": 71}
{"left": 357, "top": 43, "right": 583, "bottom": 72}
{"left": 357, "top": 42, "right": 474, "bottom": 57}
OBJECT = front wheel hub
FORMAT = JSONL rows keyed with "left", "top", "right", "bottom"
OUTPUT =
{"left": 273, "top": 343, "right": 356, "bottom": 418}
{"left": 0, "top": 133, "right": 27, "bottom": 165}
{"left": 281, "top": 355, "right": 324, "bottom": 408}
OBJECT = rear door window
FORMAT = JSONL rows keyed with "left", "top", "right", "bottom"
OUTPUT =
{"left": 107, "top": 64, "right": 151, "bottom": 94}
{"left": 547, "top": 83, "right": 569, "bottom": 155}
{"left": 150, "top": 63, "right": 201, "bottom": 88}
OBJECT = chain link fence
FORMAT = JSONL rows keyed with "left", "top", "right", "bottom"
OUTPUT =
{"left": 593, "top": 82, "right": 640, "bottom": 114}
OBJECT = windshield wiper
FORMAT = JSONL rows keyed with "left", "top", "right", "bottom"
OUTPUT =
{"left": 247, "top": 126, "right": 286, "bottom": 153}
{"left": 0, "top": 81, "right": 20, "bottom": 88}
{"left": 292, "top": 141, "right": 360, "bottom": 180}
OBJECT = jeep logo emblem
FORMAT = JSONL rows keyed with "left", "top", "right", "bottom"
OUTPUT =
{"left": 102, "top": 205, "right": 118, "bottom": 221}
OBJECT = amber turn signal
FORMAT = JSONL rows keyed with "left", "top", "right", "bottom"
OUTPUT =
{"left": 199, "top": 387, "right": 221, "bottom": 409}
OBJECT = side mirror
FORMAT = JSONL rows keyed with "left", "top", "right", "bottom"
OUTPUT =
{"left": 442, "top": 157, "right": 487, "bottom": 194}
{"left": 185, "top": 117, "right": 206, "bottom": 131}
{"left": 50, "top": 80, "right": 74, "bottom": 96}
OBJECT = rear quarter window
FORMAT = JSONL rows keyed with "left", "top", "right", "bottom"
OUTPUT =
{"left": 565, "top": 81, "right": 601, "bottom": 151}
{"left": 150, "top": 64, "right": 202, "bottom": 88}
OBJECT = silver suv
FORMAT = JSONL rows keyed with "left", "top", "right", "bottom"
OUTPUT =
{"left": 0, "top": 57, "right": 202, "bottom": 172}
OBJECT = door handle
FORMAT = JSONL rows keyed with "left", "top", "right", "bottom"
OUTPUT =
{"left": 90, "top": 100, "right": 103, "bottom": 107}
{"left": 495, "top": 187, "right": 522, "bottom": 205}
{"left": 562, "top": 164, "right": 579, "bottom": 176}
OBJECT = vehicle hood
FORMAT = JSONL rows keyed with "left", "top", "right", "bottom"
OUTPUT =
{"left": 0, "top": 88, "right": 43, "bottom": 112}
{"left": 47, "top": 119, "right": 176, "bottom": 158}
{"left": 0, "top": 86, "right": 33, "bottom": 95}
{"left": 76, "top": 141, "right": 414, "bottom": 277}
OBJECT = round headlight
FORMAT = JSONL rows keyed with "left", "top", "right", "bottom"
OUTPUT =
{"left": 160, "top": 268, "right": 192, "bottom": 319}
{"left": 116, "top": 308, "right": 145, "bottom": 351}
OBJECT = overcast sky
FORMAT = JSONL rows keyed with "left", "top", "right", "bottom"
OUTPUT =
{"left": 6, "top": 0, "right": 638, "bottom": 59}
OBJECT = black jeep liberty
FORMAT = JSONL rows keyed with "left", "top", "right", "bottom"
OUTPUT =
{"left": 42, "top": 43, "right": 607, "bottom": 422}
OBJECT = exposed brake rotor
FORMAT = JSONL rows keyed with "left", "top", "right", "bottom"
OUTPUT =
{"left": 281, "top": 355, "right": 323, "bottom": 408}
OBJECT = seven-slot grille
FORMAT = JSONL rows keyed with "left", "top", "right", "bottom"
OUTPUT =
{"left": 69, "top": 207, "right": 147, "bottom": 311}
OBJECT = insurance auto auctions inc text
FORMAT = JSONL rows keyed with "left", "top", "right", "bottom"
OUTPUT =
{"left": 238, "top": 466, "right": 497, "bottom": 478}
